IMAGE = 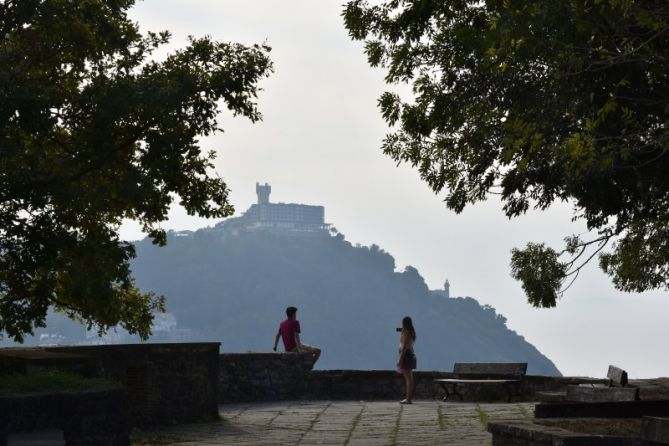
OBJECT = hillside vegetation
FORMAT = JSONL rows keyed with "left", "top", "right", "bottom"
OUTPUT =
{"left": 130, "top": 220, "right": 560, "bottom": 375}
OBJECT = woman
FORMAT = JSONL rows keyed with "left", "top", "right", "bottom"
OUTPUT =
{"left": 397, "top": 316, "right": 417, "bottom": 404}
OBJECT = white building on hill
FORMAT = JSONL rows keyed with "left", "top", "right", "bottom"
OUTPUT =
{"left": 242, "top": 183, "right": 329, "bottom": 234}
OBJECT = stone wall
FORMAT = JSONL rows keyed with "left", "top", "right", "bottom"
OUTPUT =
{"left": 487, "top": 420, "right": 634, "bottom": 446}
{"left": 219, "top": 352, "right": 316, "bottom": 402}
{"left": 219, "top": 353, "right": 599, "bottom": 403}
{"left": 0, "top": 387, "right": 129, "bottom": 446}
{"left": 47, "top": 343, "right": 220, "bottom": 426}
{"left": 304, "top": 371, "right": 597, "bottom": 401}
{"left": 305, "top": 370, "right": 448, "bottom": 400}
{"left": 535, "top": 400, "right": 669, "bottom": 419}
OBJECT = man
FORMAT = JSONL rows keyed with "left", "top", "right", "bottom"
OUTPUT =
{"left": 273, "top": 306, "right": 321, "bottom": 362}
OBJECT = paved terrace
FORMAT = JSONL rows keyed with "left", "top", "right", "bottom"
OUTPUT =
{"left": 134, "top": 400, "right": 535, "bottom": 445}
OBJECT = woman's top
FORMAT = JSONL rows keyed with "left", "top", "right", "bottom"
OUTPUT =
{"left": 399, "top": 331, "right": 415, "bottom": 354}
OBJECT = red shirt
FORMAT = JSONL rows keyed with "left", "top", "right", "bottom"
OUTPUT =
{"left": 279, "top": 318, "right": 301, "bottom": 352}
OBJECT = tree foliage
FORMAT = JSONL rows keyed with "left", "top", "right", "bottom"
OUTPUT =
{"left": 0, "top": 0, "right": 272, "bottom": 341}
{"left": 343, "top": 0, "right": 669, "bottom": 306}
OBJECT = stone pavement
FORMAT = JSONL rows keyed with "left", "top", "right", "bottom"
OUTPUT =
{"left": 133, "top": 400, "right": 535, "bottom": 445}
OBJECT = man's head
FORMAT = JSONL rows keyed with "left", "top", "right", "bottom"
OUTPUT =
{"left": 286, "top": 306, "right": 298, "bottom": 319}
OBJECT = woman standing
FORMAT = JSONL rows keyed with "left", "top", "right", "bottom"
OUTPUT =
{"left": 397, "top": 316, "right": 417, "bottom": 404}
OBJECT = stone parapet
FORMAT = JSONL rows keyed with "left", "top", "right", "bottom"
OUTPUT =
{"left": 46, "top": 343, "right": 220, "bottom": 426}
{"left": 0, "top": 387, "right": 129, "bottom": 446}
{"left": 306, "top": 371, "right": 601, "bottom": 401}
{"left": 219, "top": 352, "right": 316, "bottom": 402}
{"left": 305, "top": 370, "right": 445, "bottom": 400}
{"left": 218, "top": 353, "right": 598, "bottom": 402}
{"left": 0, "top": 349, "right": 97, "bottom": 377}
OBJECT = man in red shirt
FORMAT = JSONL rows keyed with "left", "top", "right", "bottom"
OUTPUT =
{"left": 273, "top": 306, "right": 321, "bottom": 362}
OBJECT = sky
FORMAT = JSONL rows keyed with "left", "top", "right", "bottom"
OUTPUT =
{"left": 125, "top": 1, "right": 669, "bottom": 379}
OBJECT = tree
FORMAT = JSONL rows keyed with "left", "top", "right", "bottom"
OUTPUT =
{"left": 0, "top": 0, "right": 272, "bottom": 341}
{"left": 343, "top": 0, "right": 669, "bottom": 307}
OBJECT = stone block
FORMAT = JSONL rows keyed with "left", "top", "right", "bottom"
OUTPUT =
{"left": 641, "top": 417, "right": 669, "bottom": 444}
{"left": 535, "top": 400, "right": 669, "bottom": 419}
{"left": 566, "top": 385, "right": 639, "bottom": 402}
{"left": 488, "top": 420, "right": 636, "bottom": 446}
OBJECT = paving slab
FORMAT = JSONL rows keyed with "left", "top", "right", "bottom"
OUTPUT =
{"left": 133, "top": 400, "right": 535, "bottom": 445}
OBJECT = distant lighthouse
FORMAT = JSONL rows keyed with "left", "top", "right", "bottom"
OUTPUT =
{"left": 443, "top": 279, "right": 450, "bottom": 299}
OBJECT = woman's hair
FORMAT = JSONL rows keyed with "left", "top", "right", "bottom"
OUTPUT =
{"left": 402, "top": 316, "right": 416, "bottom": 341}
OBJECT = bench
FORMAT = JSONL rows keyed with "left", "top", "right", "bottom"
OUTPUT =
{"left": 435, "top": 362, "right": 527, "bottom": 402}
{"left": 537, "top": 365, "right": 639, "bottom": 403}
{"left": 568, "top": 365, "right": 638, "bottom": 401}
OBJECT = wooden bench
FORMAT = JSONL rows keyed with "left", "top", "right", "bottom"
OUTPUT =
{"left": 568, "top": 365, "right": 638, "bottom": 402}
{"left": 536, "top": 365, "right": 639, "bottom": 402}
{"left": 435, "top": 362, "right": 527, "bottom": 402}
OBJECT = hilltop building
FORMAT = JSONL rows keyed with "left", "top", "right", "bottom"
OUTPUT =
{"left": 241, "top": 183, "right": 329, "bottom": 234}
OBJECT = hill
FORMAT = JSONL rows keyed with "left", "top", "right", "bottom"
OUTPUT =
{"left": 129, "top": 219, "right": 561, "bottom": 375}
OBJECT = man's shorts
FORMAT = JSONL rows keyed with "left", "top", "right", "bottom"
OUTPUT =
{"left": 289, "top": 343, "right": 319, "bottom": 353}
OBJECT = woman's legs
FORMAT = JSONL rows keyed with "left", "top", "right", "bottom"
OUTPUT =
{"left": 407, "top": 370, "right": 414, "bottom": 401}
{"left": 401, "top": 369, "right": 414, "bottom": 402}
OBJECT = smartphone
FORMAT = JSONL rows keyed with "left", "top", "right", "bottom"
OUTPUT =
{"left": 395, "top": 327, "right": 402, "bottom": 332}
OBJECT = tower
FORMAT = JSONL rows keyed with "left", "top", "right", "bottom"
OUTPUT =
{"left": 256, "top": 182, "right": 271, "bottom": 205}
{"left": 443, "top": 279, "right": 450, "bottom": 299}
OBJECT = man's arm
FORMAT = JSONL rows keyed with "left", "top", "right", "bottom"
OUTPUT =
{"left": 273, "top": 330, "right": 281, "bottom": 352}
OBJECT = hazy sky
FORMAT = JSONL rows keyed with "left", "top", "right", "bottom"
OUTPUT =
{"left": 125, "top": 1, "right": 669, "bottom": 378}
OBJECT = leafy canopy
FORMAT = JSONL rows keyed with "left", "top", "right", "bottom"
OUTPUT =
{"left": 0, "top": 0, "right": 272, "bottom": 341}
{"left": 343, "top": 0, "right": 669, "bottom": 307}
